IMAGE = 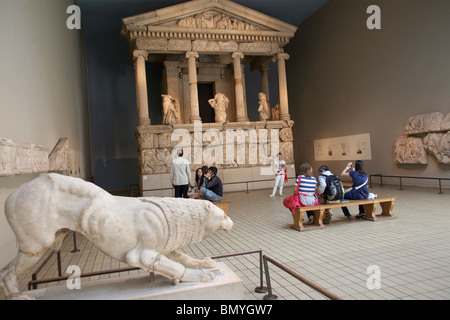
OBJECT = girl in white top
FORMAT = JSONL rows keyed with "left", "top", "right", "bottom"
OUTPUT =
{"left": 269, "top": 153, "right": 286, "bottom": 197}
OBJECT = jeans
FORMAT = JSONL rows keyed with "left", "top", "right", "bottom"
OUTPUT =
{"left": 271, "top": 174, "right": 284, "bottom": 196}
{"left": 174, "top": 185, "right": 189, "bottom": 198}
{"left": 200, "top": 187, "right": 222, "bottom": 202}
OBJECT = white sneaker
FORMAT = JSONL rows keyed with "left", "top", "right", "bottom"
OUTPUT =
{"left": 269, "top": 194, "right": 274, "bottom": 198}
{"left": 279, "top": 193, "right": 283, "bottom": 197}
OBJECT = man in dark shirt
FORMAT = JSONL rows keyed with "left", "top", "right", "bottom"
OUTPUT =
{"left": 198, "top": 166, "right": 223, "bottom": 202}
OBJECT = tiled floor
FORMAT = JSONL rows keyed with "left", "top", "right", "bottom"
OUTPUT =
{"left": 9, "top": 184, "right": 450, "bottom": 300}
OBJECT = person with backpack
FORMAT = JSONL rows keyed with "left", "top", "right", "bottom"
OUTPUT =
{"left": 317, "top": 165, "right": 350, "bottom": 221}
{"left": 318, "top": 165, "right": 345, "bottom": 202}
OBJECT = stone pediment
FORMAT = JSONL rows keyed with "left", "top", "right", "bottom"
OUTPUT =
{"left": 171, "top": 10, "right": 265, "bottom": 31}
{"left": 122, "top": 0, "right": 297, "bottom": 45}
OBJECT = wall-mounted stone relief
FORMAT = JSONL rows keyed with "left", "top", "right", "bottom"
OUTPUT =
{"left": 0, "top": 137, "right": 80, "bottom": 176}
{"left": 394, "top": 112, "right": 450, "bottom": 164}
{"left": 393, "top": 136, "right": 428, "bottom": 164}
{"left": 423, "top": 132, "right": 450, "bottom": 164}
{"left": 404, "top": 112, "right": 444, "bottom": 135}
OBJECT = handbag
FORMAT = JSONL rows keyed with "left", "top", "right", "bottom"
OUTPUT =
{"left": 283, "top": 176, "right": 320, "bottom": 213}
{"left": 283, "top": 176, "right": 301, "bottom": 214}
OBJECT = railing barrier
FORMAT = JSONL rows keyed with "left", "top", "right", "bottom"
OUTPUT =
{"left": 28, "top": 248, "right": 340, "bottom": 300}
{"left": 370, "top": 174, "right": 449, "bottom": 194}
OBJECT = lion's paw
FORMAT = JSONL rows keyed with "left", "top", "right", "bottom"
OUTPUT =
{"left": 181, "top": 268, "right": 215, "bottom": 283}
{"left": 197, "top": 257, "right": 218, "bottom": 270}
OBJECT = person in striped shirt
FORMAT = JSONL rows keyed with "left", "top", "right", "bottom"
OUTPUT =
{"left": 295, "top": 163, "right": 319, "bottom": 224}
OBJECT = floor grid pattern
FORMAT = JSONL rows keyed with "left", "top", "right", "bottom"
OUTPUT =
{"left": 9, "top": 184, "right": 450, "bottom": 300}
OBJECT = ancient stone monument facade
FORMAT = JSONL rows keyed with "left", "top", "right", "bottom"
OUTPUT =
{"left": 121, "top": 0, "right": 298, "bottom": 195}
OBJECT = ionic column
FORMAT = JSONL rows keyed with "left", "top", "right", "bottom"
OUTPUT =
{"left": 276, "top": 53, "right": 290, "bottom": 121}
{"left": 232, "top": 51, "right": 248, "bottom": 122}
{"left": 186, "top": 51, "right": 201, "bottom": 123}
{"left": 133, "top": 50, "right": 150, "bottom": 126}
{"left": 260, "top": 65, "right": 270, "bottom": 111}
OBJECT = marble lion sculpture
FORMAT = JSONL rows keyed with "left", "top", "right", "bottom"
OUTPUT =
{"left": 0, "top": 173, "right": 233, "bottom": 298}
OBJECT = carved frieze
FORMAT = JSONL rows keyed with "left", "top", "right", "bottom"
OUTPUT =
{"left": 177, "top": 11, "right": 262, "bottom": 31}
{"left": 49, "top": 138, "right": 72, "bottom": 172}
{"left": 404, "top": 112, "right": 445, "bottom": 135}
{"left": 136, "top": 38, "right": 168, "bottom": 51}
{"left": 441, "top": 113, "right": 450, "bottom": 131}
{"left": 141, "top": 148, "right": 172, "bottom": 175}
{"left": 423, "top": 132, "right": 450, "bottom": 164}
{"left": 0, "top": 137, "right": 79, "bottom": 176}
{"left": 239, "top": 42, "right": 281, "bottom": 54}
{"left": 136, "top": 121, "right": 294, "bottom": 174}
{"left": 394, "top": 112, "right": 450, "bottom": 165}
{"left": 279, "top": 128, "right": 293, "bottom": 142}
{"left": 0, "top": 138, "right": 49, "bottom": 176}
{"left": 393, "top": 136, "right": 428, "bottom": 164}
{"left": 192, "top": 40, "right": 238, "bottom": 53}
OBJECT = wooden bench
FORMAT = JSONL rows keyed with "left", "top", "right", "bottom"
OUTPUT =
{"left": 214, "top": 200, "right": 230, "bottom": 215}
{"left": 291, "top": 197, "right": 396, "bottom": 231}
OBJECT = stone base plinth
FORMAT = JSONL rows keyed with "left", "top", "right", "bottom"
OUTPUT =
{"left": 25, "top": 263, "right": 243, "bottom": 300}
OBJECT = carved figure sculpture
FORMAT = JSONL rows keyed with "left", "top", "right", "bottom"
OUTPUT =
{"left": 0, "top": 173, "right": 233, "bottom": 298}
{"left": 441, "top": 113, "right": 450, "bottom": 131}
{"left": 208, "top": 93, "right": 229, "bottom": 123}
{"left": 177, "top": 11, "right": 260, "bottom": 31}
{"left": 271, "top": 104, "right": 280, "bottom": 121}
{"left": 162, "top": 94, "right": 179, "bottom": 125}
{"left": 257, "top": 92, "right": 270, "bottom": 121}
{"left": 393, "top": 136, "right": 428, "bottom": 164}
{"left": 404, "top": 112, "right": 444, "bottom": 135}
{"left": 423, "top": 132, "right": 450, "bottom": 164}
{"left": 394, "top": 112, "right": 450, "bottom": 165}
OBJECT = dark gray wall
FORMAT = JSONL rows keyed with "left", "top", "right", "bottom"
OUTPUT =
{"left": 285, "top": 0, "right": 450, "bottom": 186}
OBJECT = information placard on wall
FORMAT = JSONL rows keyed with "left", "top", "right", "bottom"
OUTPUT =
{"left": 314, "top": 133, "right": 372, "bottom": 161}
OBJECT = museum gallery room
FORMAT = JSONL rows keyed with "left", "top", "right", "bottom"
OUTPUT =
{"left": 1, "top": 0, "right": 450, "bottom": 302}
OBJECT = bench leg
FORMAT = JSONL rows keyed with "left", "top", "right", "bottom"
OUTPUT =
{"left": 362, "top": 203, "right": 377, "bottom": 221}
{"left": 362, "top": 200, "right": 396, "bottom": 221}
{"left": 312, "top": 209, "right": 325, "bottom": 228}
{"left": 291, "top": 208, "right": 326, "bottom": 231}
{"left": 379, "top": 200, "right": 395, "bottom": 218}
{"left": 291, "top": 208, "right": 305, "bottom": 231}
